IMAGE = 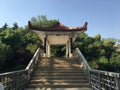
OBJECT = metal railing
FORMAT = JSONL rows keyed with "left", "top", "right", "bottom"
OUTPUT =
{"left": 0, "top": 48, "right": 41, "bottom": 90}
{"left": 73, "top": 48, "right": 120, "bottom": 90}
{"left": 0, "top": 47, "right": 120, "bottom": 90}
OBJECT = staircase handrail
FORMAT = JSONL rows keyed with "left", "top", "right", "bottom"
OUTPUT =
{"left": 0, "top": 69, "right": 27, "bottom": 90}
{"left": 25, "top": 48, "right": 40, "bottom": 74}
{"left": 74, "top": 48, "right": 120, "bottom": 90}
{"left": 75, "top": 48, "right": 91, "bottom": 69}
{"left": 25, "top": 48, "right": 41, "bottom": 84}
{"left": 73, "top": 48, "right": 91, "bottom": 84}
{"left": 0, "top": 48, "right": 41, "bottom": 90}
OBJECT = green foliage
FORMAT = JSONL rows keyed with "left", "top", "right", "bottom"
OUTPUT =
{"left": 0, "top": 15, "right": 59, "bottom": 73}
{"left": 2, "top": 23, "right": 8, "bottom": 30}
{"left": 26, "top": 43, "right": 38, "bottom": 54}
{"left": 94, "top": 34, "right": 101, "bottom": 41}
{"left": 51, "top": 45, "right": 66, "bottom": 57}
{"left": 13, "top": 65, "right": 26, "bottom": 71}
{"left": 0, "top": 43, "right": 13, "bottom": 69}
{"left": 74, "top": 33, "right": 119, "bottom": 72}
{"left": 0, "top": 26, "right": 42, "bottom": 73}
{"left": 98, "top": 56, "right": 108, "bottom": 64}
{"left": 12, "top": 22, "right": 18, "bottom": 30}
{"left": 30, "top": 15, "right": 57, "bottom": 28}
{"left": 102, "top": 39, "right": 115, "bottom": 62}
{"left": 74, "top": 33, "right": 102, "bottom": 60}
{"left": 0, "top": 15, "right": 119, "bottom": 73}
{"left": 1, "top": 28, "right": 20, "bottom": 50}
{"left": 89, "top": 60, "right": 99, "bottom": 69}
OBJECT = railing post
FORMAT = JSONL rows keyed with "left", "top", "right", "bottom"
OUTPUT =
{"left": 16, "top": 72, "right": 19, "bottom": 89}
{"left": 26, "top": 70, "right": 30, "bottom": 88}
{"left": 98, "top": 73, "right": 101, "bottom": 90}
{"left": 88, "top": 70, "right": 91, "bottom": 85}
{"left": 115, "top": 74, "right": 120, "bottom": 90}
{"left": 0, "top": 83, "right": 4, "bottom": 90}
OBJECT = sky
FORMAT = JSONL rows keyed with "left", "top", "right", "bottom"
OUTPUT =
{"left": 0, "top": 0, "right": 120, "bottom": 39}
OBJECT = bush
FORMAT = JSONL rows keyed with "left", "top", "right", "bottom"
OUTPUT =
{"left": 0, "top": 43, "right": 13, "bottom": 69}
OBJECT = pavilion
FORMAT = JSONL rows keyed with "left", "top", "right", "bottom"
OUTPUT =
{"left": 28, "top": 21, "right": 87, "bottom": 57}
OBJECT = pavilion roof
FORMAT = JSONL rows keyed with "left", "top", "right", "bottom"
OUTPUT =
{"left": 28, "top": 21, "right": 88, "bottom": 32}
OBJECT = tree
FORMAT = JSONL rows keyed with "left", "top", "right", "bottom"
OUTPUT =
{"left": 73, "top": 33, "right": 116, "bottom": 63}
{"left": 73, "top": 33, "right": 99, "bottom": 60}
{"left": 1, "top": 28, "right": 18, "bottom": 50}
{"left": 0, "top": 24, "right": 42, "bottom": 72}
{"left": 2, "top": 23, "right": 8, "bottom": 30}
{"left": 51, "top": 45, "right": 65, "bottom": 57}
{"left": 94, "top": 34, "right": 101, "bottom": 41}
{"left": 22, "top": 31, "right": 42, "bottom": 54}
{"left": 102, "top": 39, "right": 115, "bottom": 63}
{"left": 0, "top": 43, "right": 13, "bottom": 70}
{"left": 30, "top": 15, "right": 57, "bottom": 28}
{"left": 12, "top": 22, "right": 18, "bottom": 30}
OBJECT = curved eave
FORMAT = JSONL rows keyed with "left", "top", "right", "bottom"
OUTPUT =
{"left": 28, "top": 21, "right": 88, "bottom": 32}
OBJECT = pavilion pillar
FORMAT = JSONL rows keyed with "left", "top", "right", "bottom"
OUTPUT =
{"left": 43, "top": 37, "right": 46, "bottom": 57}
{"left": 68, "top": 38, "right": 72, "bottom": 57}
{"left": 70, "top": 37, "right": 73, "bottom": 53}
{"left": 43, "top": 36, "right": 51, "bottom": 57}
{"left": 66, "top": 41, "right": 69, "bottom": 57}
{"left": 46, "top": 41, "right": 48, "bottom": 57}
{"left": 66, "top": 37, "right": 72, "bottom": 58}
{"left": 46, "top": 41, "right": 51, "bottom": 57}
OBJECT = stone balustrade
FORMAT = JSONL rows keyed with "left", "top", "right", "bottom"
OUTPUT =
{"left": 74, "top": 48, "right": 120, "bottom": 90}
{"left": 0, "top": 48, "right": 41, "bottom": 90}
{"left": 0, "top": 47, "right": 120, "bottom": 90}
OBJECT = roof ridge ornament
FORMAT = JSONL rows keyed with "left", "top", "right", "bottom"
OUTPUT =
{"left": 84, "top": 22, "right": 88, "bottom": 26}
{"left": 84, "top": 22, "right": 88, "bottom": 31}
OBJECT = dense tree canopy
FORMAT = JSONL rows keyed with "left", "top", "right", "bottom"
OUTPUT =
{"left": 0, "top": 15, "right": 58, "bottom": 73}
{"left": 0, "top": 23, "right": 42, "bottom": 72}
{"left": 73, "top": 33, "right": 120, "bottom": 72}
{"left": 30, "top": 15, "right": 57, "bottom": 28}
{"left": 0, "top": 15, "right": 119, "bottom": 73}
{"left": 0, "top": 43, "right": 13, "bottom": 69}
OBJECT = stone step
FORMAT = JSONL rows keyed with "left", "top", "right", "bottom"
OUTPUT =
{"left": 30, "top": 79, "right": 88, "bottom": 84}
{"left": 27, "top": 83, "right": 90, "bottom": 88}
{"left": 34, "top": 66, "right": 83, "bottom": 71}
{"left": 34, "top": 67, "right": 83, "bottom": 73}
{"left": 39, "top": 58, "right": 79, "bottom": 63}
{"left": 38, "top": 62, "right": 81, "bottom": 66}
{"left": 33, "top": 72, "right": 85, "bottom": 76}
{"left": 39, "top": 58, "right": 79, "bottom": 61}
{"left": 37, "top": 64, "right": 81, "bottom": 68}
{"left": 38, "top": 61, "right": 80, "bottom": 65}
{"left": 25, "top": 58, "right": 91, "bottom": 89}
{"left": 31, "top": 75, "right": 86, "bottom": 80}
{"left": 37, "top": 59, "right": 81, "bottom": 68}
{"left": 39, "top": 60, "right": 80, "bottom": 63}
{"left": 25, "top": 87, "right": 51, "bottom": 90}
{"left": 40, "top": 57, "right": 78, "bottom": 60}
{"left": 34, "top": 67, "right": 82, "bottom": 70}
{"left": 34, "top": 71, "right": 84, "bottom": 74}
{"left": 25, "top": 88, "right": 92, "bottom": 90}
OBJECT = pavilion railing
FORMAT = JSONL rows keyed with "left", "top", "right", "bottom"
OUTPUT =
{"left": 73, "top": 48, "right": 120, "bottom": 90}
{"left": 0, "top": 48, "right": 41, "bottom": 90}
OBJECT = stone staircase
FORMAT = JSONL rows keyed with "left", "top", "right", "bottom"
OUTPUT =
{"left": 25, "top": 58, "right": 92, "bottom": 90}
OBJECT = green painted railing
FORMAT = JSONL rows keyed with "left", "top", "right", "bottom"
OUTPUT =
{"left": 74, "top": 48, "right": 120, "bottom": 90}
{"left": 0, "top": 48, "right": 41, "bottom": 90}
